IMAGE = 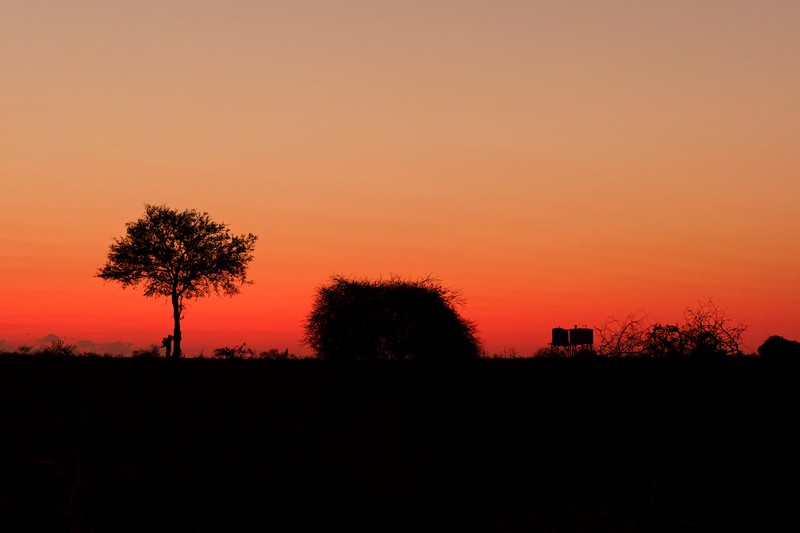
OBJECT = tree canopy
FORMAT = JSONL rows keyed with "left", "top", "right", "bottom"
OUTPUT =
{"left": 97, "top": 204, "right": 257, "bottom": 357}
{"left": 758, "top": 335, "right": 800, "bottom": 362}
{"left": 304, "top": 275, "right": 481, "bottom": 362}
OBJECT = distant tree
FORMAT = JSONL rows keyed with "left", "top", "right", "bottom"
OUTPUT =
{"left": 683, "top": 301, "right": 746, "bottom": 357}
{"left": 97, "top": 204, "right": 257, "bottom": 358}
{"left": 597, "top": 301, "right": 745, "bottom": 358}
{"left": 643, "top": 324, "right": 687, "bottom": 359}
{"left": 304, "top": 275, "right": 481, "bottom": 361}
{"left": 758, "top": 336, "right": 800, "bottom": 362}
{"left": 595, "top": 311, "right": 650, "bottom": 357}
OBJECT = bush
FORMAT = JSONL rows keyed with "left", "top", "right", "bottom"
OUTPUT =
{"left": 532, "top": 346, "right": 564, "bottom": 358}
{"left": 304, "top": 275, "right": 481, "bottom": 361}
{"left": 34, "top": 337, "right": 77, "bottom": 357}
{"left": 597, "top": 301, "right": 745, "bottom": 358}
{"left": 213, "top": 343, "right": 255, "bottom": 360}
{"left": 257, "top": 348, "right": 296, "bottom": 360}
{"left": 758, "top": 336, "right": 800, "bottom": 363}
{"left": 486, "top": 348, "right": 521, "bottom": 359}
{"left": 131, "top": 345, "right": 163, "bottom": 358}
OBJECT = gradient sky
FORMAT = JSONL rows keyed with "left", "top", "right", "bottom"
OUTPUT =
{"left": 2, "top": 1, "right": 799, "bottom": 356}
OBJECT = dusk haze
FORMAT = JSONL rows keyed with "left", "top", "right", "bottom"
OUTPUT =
{"left": 2, "top": 1, "right": 799, "bottom": 355}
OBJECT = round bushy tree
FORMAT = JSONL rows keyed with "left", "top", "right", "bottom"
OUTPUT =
{"left": 304, "top": 276, "right": 481, "bottom": 361}
{"left": 758, "top": 335, "right": 800, "bottom": 362}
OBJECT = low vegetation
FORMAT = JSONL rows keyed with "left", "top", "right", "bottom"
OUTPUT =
{"left": 212, "top": 344, "right": 299, "bottom": 360}
{"left": 595, "top": 301, "right": 747, "bottom": 358}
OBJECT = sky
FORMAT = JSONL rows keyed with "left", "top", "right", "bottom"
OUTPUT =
{"left": 2, "top": 1, "right": 799, "bottom": 356}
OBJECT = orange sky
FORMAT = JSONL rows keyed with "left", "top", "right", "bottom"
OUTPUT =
{"left": 2, "top": 1, "right": 799, "bottom": 356}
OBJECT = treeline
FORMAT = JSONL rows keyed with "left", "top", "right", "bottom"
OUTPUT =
{"left": 4, "top": 284, "right": 798, "bottom": 363}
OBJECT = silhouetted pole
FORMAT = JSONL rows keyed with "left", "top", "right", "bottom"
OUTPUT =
{"left": 162, "top": 335, "right": 174, "bottom": 359}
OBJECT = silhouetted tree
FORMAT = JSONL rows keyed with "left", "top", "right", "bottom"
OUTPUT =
{"left": 644, "top": 324, "right": 687, "bottom": 359}
{"left": 758, "top": 335, "right": 800, "bottom": 362}
{"left": 304, "top": 275, "right": 481, "bottom": 361}
{"left": 597, "top": 301, "right": 745, "bottom": 358}
{"left": 680, "top": 301, "right": 746, "bottom": 357}
{"left": 595, "top": 311, "right": 650, "bottom": 357}
{"left": 97, "top": 204, "right": 257, "bottom": 358}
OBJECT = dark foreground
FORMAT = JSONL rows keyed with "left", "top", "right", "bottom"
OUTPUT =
{"left": 1, "top": 355, "right": 798, "bottom": 532}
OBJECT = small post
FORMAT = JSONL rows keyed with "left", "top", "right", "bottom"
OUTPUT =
{"left": 162, "top": 335, "right": 174, "bottom": 359}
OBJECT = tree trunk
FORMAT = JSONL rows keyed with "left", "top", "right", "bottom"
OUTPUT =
{"left": 172, "top": 293, "right": 182, "bottom": 358}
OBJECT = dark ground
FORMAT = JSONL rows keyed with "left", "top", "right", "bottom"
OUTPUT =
{"left": 1, "top": 355, "right": 798, "bottom": 532}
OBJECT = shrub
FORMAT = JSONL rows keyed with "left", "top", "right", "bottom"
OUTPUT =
{"left": 258, "top": 348, "right": 296, "bottom": 360}
{"left": 34, "top": 337, "right": 77, "bottom": 357}
{"left": 131, "top": 345, "right": 163, "bottom": 358}
{"left": 213, "top": 343, "right": 255, "bottom": 360}
{"left": 304, "top": 275, "right": 481, "bottom": 361}
{"left": 597, "top": 301, "right": 745, "bottom": 358}
{"left": 486, "top": 348, "right": 521, "bottom": 359}
{"left": 758, "top": 336, "right": 800, "bottom": 363}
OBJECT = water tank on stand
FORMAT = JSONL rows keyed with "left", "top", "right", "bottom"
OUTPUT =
{"left": 552, "top": 327, "right": 569, "bottom": 346}
{"left": 569, "top": 327, "right": 594, "bottom": 347}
